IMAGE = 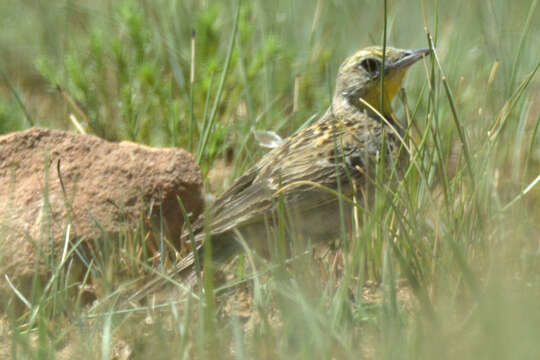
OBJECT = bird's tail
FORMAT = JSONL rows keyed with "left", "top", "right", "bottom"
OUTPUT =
{"left": 123, "top": 245, "right": 202, "bottom": 304}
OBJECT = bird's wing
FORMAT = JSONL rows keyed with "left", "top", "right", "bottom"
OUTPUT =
{"left": 192, "top": 169, "right": 274, "bottom": 236}
{"left": 191, "top": 114, "right": 379, "bottom": 238}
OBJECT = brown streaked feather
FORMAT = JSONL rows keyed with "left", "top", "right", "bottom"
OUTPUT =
{"left": 189, "top": 108, "right": 397, "bottom": 243}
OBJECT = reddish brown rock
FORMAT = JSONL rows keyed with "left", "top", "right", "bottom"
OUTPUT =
{"left": 0, "top": 127, "right": 203, "bottom": 307}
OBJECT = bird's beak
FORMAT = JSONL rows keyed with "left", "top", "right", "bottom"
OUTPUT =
{"left": 370, "top": 47, "right": 431, "bottom": 110}
{"left": 390, "top": 48, "right": 431, "bottom": 71}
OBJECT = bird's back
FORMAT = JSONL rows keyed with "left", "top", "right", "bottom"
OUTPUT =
{"left": 185, "top": 108, "right": 402, "bottom": 253}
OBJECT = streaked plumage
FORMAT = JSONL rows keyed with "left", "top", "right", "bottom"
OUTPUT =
{"left": 132, "top": 46, "right": 430, "bottom": 299}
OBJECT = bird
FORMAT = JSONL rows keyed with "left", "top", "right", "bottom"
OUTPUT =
{"left": 132, "top": 46, "right": 430, "bottom": 300}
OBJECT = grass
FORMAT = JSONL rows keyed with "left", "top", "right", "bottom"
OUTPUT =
{"left": 1, "top": 0, "right": 540, "bottom": 358}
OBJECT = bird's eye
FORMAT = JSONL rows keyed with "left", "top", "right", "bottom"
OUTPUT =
{"left": 358, "top": 58, "right": 381, "bottom": 76}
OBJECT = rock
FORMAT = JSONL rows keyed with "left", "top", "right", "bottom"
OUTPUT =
{"left": 0, "top": 127, "right": 203, "bottom": 308}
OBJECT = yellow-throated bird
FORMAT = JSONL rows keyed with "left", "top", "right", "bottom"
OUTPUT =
{"left": 133, "top": 46, "right": 430, "bottom": 298}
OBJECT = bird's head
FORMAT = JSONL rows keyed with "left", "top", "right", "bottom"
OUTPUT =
{"left": 334, "top": 46, "right": 430, "bottom": 117}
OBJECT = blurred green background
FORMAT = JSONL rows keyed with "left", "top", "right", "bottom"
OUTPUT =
{"left": 2, "top": 1, "right": 537, "bottom": 168}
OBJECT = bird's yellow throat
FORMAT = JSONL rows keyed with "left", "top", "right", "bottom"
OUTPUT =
{"left": 361, "top": 66, "right": 408, "bottom": 116}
